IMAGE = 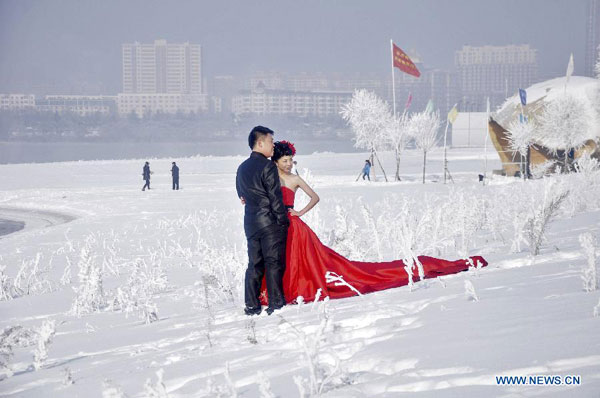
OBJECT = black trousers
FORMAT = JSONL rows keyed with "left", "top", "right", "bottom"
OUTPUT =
{"left": 142, "top": 179, "right": 150, "bottom": 190}
{"left": 245, "top": 224, "right": 287, "bottom": 310}
{"left": 172, "top": 178, "right": 179, "bottom": 190}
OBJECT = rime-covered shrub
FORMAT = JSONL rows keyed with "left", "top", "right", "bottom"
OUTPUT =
{"left": 579, "top": 233, "right": 598, "bottom": 292}
{"left": 281, "top": 302, "right": 342, "bottom": 397}
{"left": 111, "top": 258, "right": 166, "bottom": 323}
{"left": 71, "top": 245, "right": 106, "bottom": 316}
{"left": 102, "top": 379, "right": 127, "bottom": 398}
{"left": 0, "top": 265, "right": 18, "bottom": 301}
{"left": 523, "top": 181, "right": 570, "bottom": 256}
{"left": 144, "top": 368, "right": 169, "bottom": 398}
{"left": 33, "top": 320, "right": 56, "bottom": 370}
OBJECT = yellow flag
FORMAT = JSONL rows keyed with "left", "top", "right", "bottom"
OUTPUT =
{"left": 447, "top": 105, "right": 459, "bottom": 124}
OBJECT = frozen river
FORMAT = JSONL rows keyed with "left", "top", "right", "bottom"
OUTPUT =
{"left": 0, "top": 139, "right": 360, "bottom": 164}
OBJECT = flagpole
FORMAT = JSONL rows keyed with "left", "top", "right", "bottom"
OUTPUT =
{"left": 484, "top": 97, "right": 490, "bottom": 184}
{"left": 444, "top": 103, "right": 458, "bottom": 184}
{"left": 390, "top": 39, "right": 397, "bottom": 117}
{"left": 517, "top": 92, "right": 524, "bottom": 178}
{"left": 443, "top": 118, "right": 450, "bottom": 184}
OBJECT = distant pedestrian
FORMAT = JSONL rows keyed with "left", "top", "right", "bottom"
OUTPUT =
{"left": 142, "top": 161, "right": 152, "bottom": 191}
{"left": 361, "top": 160, "right": 371, "bottom": 181}
{"left": 171, "top": 161, "right": 180, "bottom": 190}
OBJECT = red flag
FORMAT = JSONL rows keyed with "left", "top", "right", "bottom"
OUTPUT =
{"left": 392, "top": 43, "right": 420, "bottom": 78}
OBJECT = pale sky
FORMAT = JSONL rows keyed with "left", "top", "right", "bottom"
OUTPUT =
{"left": 0, "top": 0, "right": 590, "bottom": 94}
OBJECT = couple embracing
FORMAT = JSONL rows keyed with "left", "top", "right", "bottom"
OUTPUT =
{"left": 236, "top": 126, "right": 487, "bottom": 316}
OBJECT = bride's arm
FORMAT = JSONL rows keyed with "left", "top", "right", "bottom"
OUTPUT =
{"left": 290, "top": 176, "right": 320, "bottom": 217}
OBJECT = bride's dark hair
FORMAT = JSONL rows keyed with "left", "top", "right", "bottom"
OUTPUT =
{"left": 272, "top": 141, "right": 296, "bottom": 162}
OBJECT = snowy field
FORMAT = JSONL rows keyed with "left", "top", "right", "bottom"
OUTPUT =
{"left": 0, "top": 147, "right": 599, "bottom": 397}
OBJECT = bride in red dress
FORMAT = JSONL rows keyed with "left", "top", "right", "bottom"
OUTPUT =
{"left": 261, "top": 141, "right": 487, "bottom": 305}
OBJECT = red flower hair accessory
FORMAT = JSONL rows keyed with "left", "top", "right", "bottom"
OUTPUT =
{"left": 280, "top": 140, "right": 296, "bottom": 156}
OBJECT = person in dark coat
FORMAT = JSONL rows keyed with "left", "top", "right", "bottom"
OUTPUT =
{"left": 142, "top": 161, "right": 151, "bottom": 191}
{"left": 236, "top": 126, "right": 289, "bottom": 315}
{"left": 171, "top": 162, "right": 179, "bottom": 190}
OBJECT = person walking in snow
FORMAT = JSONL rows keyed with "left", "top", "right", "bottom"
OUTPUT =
{"left": 142, "top": 161, "right": 152, "bottom": 191}
{"left": 361, "top": 159, "right": 371, "bottom": 181}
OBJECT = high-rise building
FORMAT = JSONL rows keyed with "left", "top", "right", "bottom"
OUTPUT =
{"left": 120, "top": 40, "right": 206, "bottom": 116}
{"left": 122, "top": 39, "right": 202, "bottom": 94}
{"left": 585, "top": 0, "right": 600, "bottom": 77}
{"left": 455, "top": 45, "right": 538, "bottom": 111}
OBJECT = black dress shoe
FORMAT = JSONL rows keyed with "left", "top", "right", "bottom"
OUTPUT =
{"left": 266, "top": 304, "right": 285, "bottom": 315}
{"left": 244, "top": 306, "right": 262, "bottom": 316}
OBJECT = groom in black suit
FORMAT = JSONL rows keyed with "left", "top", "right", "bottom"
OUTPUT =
{"left": 236, "top": 126, "right": 289, "bottom": 315}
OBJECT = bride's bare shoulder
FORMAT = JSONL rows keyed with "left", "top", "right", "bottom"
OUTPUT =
{"left": 289, "top": 174, "right": 304, "bottom": 189}
{"left": 280, "top": 174, "right": 298, "bottom": 190}
{"left": 294, "top": 174, "right": 314, "bottom": 189}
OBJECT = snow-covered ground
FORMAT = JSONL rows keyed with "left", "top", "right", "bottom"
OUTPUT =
{"left": 0, "top": 147, "right": 599, "bottom": 397}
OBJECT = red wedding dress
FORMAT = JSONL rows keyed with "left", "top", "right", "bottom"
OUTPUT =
{"left": 261, "top": 186, "right": 487, "bottom": 304}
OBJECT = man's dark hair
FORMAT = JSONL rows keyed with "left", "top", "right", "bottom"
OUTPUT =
{"left": 248, "top": 125, "right": 274, "bottom": 149}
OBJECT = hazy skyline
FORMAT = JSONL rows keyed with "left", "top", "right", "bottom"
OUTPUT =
{"left": 0, "top": 0, "right": 591, "bottom": 94}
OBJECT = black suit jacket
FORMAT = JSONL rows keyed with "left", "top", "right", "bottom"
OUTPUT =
{"left": 236, "top": 151, "right": 289, "bottom": 238}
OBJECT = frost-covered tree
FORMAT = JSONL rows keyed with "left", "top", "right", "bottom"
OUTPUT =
{"left": 281, "top": 314, "right": 340, "bottom": 397}
{"left": 524, "top": 181, "right": 570, "bottom": 256}
{"left": 409, "top": 110, "right": 441, "bottom": 183}
{"left": 536, "top": 94, "right": 594, "bottom": 171}
{"left": 574, "top": 151, "right": 600, "bottom": 175}
{"left": 111, "top": 258, "right": 165, "bottom": 324}
{"left": 102, "top": 379, "right": 127, "bottom": 398}
{"left": 33, "top": 320, "right": 56, "bottom": 370}
{"left": 0, "top": 327, "right": 20, "bottom": 377}
{"left": 0, "top": 265, "right": 16, "bottom": 301}
{"left": 224, "top": 362, "right": 238, "bottom": 398}
{"left": 257, "top": 371, "right": 276, "bottom": 398}
{"left": 12, "top": 253, "right": 54, "bottom": 297}
{"left": 62, "top": 367, "right": 74, "bottom": 386}
{"left": 327, "top": 204, "right": 367, "bottom": 261}
{"left": 340, "top": 89, "right": 391, "bottom": 181}
{"left": 144, "top": 368, "right": 169, "bottom": 398}
{"left": 0, "top": 325, "right": 36, "bottom": 379}
{"left": 71, "top": 245, "right": 106, "bottom": 316}
{"left": 579, "top": 232, "right": 598, "bottom": 292}
{"left": 507, "top": 119, "right": 536, "bottom": 179}
{"left": 464, "top": 280, "right": 479, "bottom": 301}
{"left": 385, "top": 113, "right": 411, "bottom": 181}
